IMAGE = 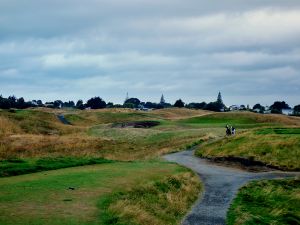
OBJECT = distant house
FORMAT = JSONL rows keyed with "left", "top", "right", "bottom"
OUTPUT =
{"left": 239, "top": 105, "right": 246, "bottom": 110}
{"left": 282, "top": 109, "right": 293, "bottom": 116}
{"left": 253, "top": 108, "right": 260, "bottom": 113}
{"left": 135, "top": 104, "right": 151, "bottom": 111}
{"left": 45, "top": 103, "right": 54, "bottom": 108}
{"left": 31, "top": 100, "right": 38, "bottom": 106}
{"left": 229, "top": 105, "right": 240, "bottom": 111}
{"left": 263, "top": 106, "right": 271, "bottom": 114}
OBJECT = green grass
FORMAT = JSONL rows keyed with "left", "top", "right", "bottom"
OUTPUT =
{"left": 255, "top": 128, "right": 300, "bottom": 135}
{"left": 227, "top": 178, "right": 300, "bottom": 225}
{"left": 196, "top": 128, "right": 300, "bottom": 170}
{"left": 0, "top": 161, "right": 201, "bottom": 225}
{"left": 0, "top": 109, "right": 223, "bottom": 161}
{"left": 0, "top": 157, "right": 113, "bottom": 177}
{"left": 64, "top": 114, "right": 92, "bottom": 125}
{"left": 86, "top": 125, "right": 219, "bottom": 160}
{"left": 99, "top": 171, "right": 201, "bottom": 225}
{"left": 66, "top": 111, "right": 154, "bottom": 126}
{"left": 0, "top": 109, "right": 77, "bottom": 135}
{"left": 1, "top": 109, "right": 300, "bottom": 224}
{"left": 3, "top": 109, "right": 300, "bottom": 162}
{"left": 178, "top": 112, "right": 298, "bottom": 129}
{"left": 181, "top": 115, "right": 254, "bottom": 125}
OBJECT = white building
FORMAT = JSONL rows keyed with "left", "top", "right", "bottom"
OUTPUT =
{"left": 282, "top": 109, "right": 293, "bottom": 116}
{"left": 229, "top": 105, "right": 240, "bottom": 111}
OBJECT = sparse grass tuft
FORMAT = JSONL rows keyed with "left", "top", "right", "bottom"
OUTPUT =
{"left": 99, "top": 171, "right": 202, "bottom": 225}
{"left": 227, "top": 178, "right": 300, "bottom": 225}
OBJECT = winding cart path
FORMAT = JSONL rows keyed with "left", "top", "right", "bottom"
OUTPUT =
{"left": 163, "top": 150, "right": 299, "bottom": 225}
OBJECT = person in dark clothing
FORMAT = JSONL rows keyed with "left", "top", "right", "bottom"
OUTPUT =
{"left": 226, "top": 125, "right": 231, "bottom": 136}
{"left": 231, "top": 126, "right": 236, "bottom": 135}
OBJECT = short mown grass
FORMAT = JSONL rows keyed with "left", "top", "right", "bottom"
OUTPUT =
{"left": 0, "top": 161, "right": 201, "bottom": 225}
{"left": 227, "top": 178, "right": 300, "bottom": 225}
{"left": 255, "top": 127, "right": 300, "bottom": 135}
{"left": 179, "top": 112, "right": 300, "bottom": 128}
{"left": 0, "top": 157, "right": 113, "bottom": 177}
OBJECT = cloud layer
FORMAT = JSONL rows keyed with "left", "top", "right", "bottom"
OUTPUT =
{"left": 0, "top": 0, "right": 300, "bottom": 106}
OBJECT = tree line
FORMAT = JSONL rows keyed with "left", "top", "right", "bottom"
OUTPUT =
{"left": 0, "top": 93, "right": 299, "bottom": 115}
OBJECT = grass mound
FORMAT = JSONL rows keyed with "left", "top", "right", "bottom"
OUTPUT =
{"left": 255, "top": 127, "right": 300, "bottom": 135}
{"left": 99, "top": 172, "right": 202, "bottom": 225}
{"left": 112, "top": 121, "right": 161, "bottom": 128}
{"left": 180, "top": 112, "right": 300, "bottom": 128}
{"left": 0, "top": 161, "right": 202, "bottom": 225}
{"left": 227, "top": 178, "right": 300, "bottom": 225}
{"left": 0, "top": 109, "right": 79, "bottom": 135}
{"left": 65, "top": 110, "right": 152, "bottom": 126}
{"left": 0, "top": 157, "right": 113, "bottom": 177}
{"left": 196, "top": 128, "right": 300, "bottom": 170}
{"left": 150, "top": 108, "right": 209, "bottom": 120}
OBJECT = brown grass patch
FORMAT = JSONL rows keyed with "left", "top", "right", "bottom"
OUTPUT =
{"left": 151, "top": 108, "right": 211, "bottom": 120}
{"left": 0, "top": 134, "right": 110, "bottom": 159}
{"left": 107, "top": 172, "right": 202, "bottom": 225}
{"left": 0, "top": 116, "right": 22, "bottom": 135}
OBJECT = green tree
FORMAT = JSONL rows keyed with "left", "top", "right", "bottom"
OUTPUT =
{"left": 253, "top": 103, "right": 265, "bottom": 113}
{"left": 270, "top": 101, "right": 290, "bottom": 114}
{"left": 294, "top": 105, "right": 300, "bottom": 115}
{"left": 160, "top": 94, "right": 166, "bottom": 104}
{"left": 16, "top": 97, "right": 25, "bottom": 109}
{"left": 124, "top": 98, "right": 141, "bottom": 108}
{"left": 217, "top": 92, "right": 223, "bottom": 105}
{"left": 76, "top": 100, "right": 84, "bottom": 110}
{"left": 86, "top": 97, "right": 106, "bottom": 109}
{"left": 174, "top": 99, "right": 185, "bottom": 108}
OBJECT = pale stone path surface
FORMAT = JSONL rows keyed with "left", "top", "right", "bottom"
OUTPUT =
{"left": 57, "top": 114, "right": 71, "bottom": 125}
{"left": 163, "top": 150, "right": 299, "bottom": 225}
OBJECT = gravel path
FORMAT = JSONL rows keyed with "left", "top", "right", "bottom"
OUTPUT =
{"left": 163, "top": 150, "right": 299, "bottom": 225}
{"left": 57, "top": 114, "right": 71, "bottom": 125}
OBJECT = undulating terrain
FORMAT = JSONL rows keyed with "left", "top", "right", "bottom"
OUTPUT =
{"left": 0, "top": 108, "right": 299, "bottom": 225}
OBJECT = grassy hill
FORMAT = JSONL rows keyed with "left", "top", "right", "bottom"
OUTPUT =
{"left": 0, "top": 108, "right": 206, "bottom": 224}
{"left": 1, "top": 108, "right": 299, "bottom": 167}
{"left": 227, "top": 178, "right": 300, "bottom": 225}
{"left": 0, "top": 108, "right": 218, "bottom": 161}
{"left": 1, "top": 108, "right": 299, "bottom": 225}
{"left": 195, "top": 127, "right": 300, "bottom": 170}
{"left": 0, "top": 161, "right": 201, "bottom": 225}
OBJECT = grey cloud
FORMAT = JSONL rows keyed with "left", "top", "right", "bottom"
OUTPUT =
{"left": 0, "top": 0, "right": 300, "bottom": 106}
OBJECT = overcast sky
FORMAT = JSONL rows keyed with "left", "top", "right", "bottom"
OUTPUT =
{"left": 0, "top": 0, "right": 300, "bottom": 106}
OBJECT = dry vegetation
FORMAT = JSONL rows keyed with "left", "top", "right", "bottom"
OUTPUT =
{"left": 1, "top": 107, "right": 299, "bottom": 225}
{"left": 0, "top": 161, "right": 201, "bottom": 225}
{"left": 1, "top": 108, "right": 299, "bottom": 164}
{"left": 100, "top": 171, "right": 202, "bottom": 225}
{"left": 0, "top": 108, "right": 217, "bottom": 160}
{"left": 196, "top": 128, "right": 300, "bottom": 170}
{"left": 150, "top": 108, "right": 211, "bottom": 120}
{"left": 227, "top": 178, "right": 300, "bottom": 225}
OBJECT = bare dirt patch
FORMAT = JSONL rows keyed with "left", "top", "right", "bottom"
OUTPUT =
{"left": 112, "top": 121, "right": 160, "bottom": 128}
{"left": 202, "top": 156, "right": 280, "bottom": 172}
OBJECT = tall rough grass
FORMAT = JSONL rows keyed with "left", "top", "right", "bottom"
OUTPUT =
{"left": 227, "top": 178, "right": 300, "bottom": 225}
{"left": 196, "top": 129, "right": 300, "bottom": 170}
{"left": 99, "top": 172, "right": 202, "bottom": 225}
